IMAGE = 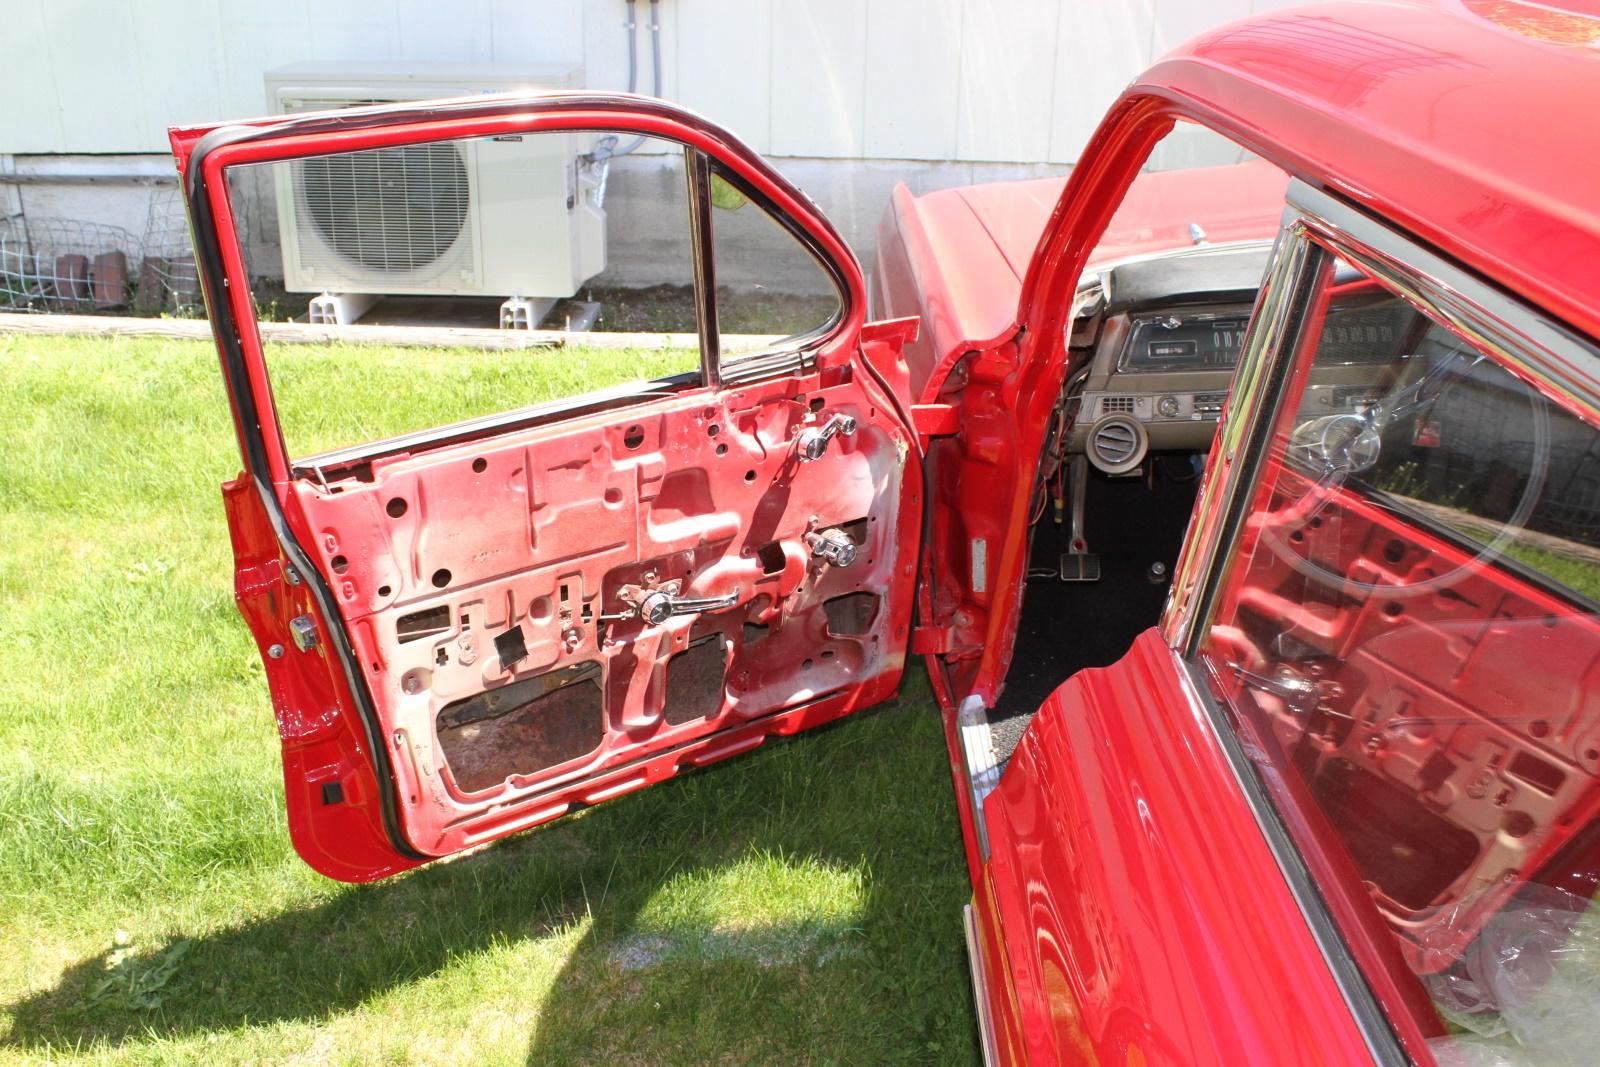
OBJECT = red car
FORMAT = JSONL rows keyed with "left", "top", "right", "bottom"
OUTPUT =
{"left": 175, "top": 2, "right": 1600, "bottom": 1064}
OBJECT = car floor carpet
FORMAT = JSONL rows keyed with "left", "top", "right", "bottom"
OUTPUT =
{"left": 989, "top": 460, "right": 1202, "bottom": 770}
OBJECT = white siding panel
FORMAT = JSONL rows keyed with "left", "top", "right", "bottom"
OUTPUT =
{"left": 771, "top": 0, "right": 866, "bottom": 158}
{"left": 4, "top": 0, "right": 63, "bottom": 152}
{"left": 1047, "top": 0, "right": 1154, "bottom": 164}
{"left": 675, "top": 0, "right": 771, "bottom": 154}
{"left": 862, "top": 0, "right": 962, "bottom": 161}
{"left": 218, "top": 0, "right": 315, "bottom": 117}
{"left": 129, "top": 0, "right": 225, "bottom": 143}
{"left": 954, "top": 0, "right": 1059, "bottom": 162}
{"left": 4, "top": 0, "right": 1328, "bottom": 158}
{"left": 582, "top": 0, "right": 678, "bottom": 106}
{"left": 304, "top": 0, "right": 401, "bottom": 64}
{"left": 395, "top": 0, "right": 494, "bottom": 64}
{"left": 489, "top": 0, "right": 585, "bottom": 64}
{"left": 1151, "top": 0, "right": 1252, "bottom": 57}
{"left": 38, "top": 1, "right": 143, "bottom": 153}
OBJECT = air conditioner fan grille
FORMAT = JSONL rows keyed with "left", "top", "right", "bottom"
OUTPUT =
{"left": 298, "top": 142, "right": 470, "bottom": 273}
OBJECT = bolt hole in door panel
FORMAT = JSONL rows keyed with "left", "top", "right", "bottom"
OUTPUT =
{"left": 172, "top": 96, "right": 923, "bottom": 877}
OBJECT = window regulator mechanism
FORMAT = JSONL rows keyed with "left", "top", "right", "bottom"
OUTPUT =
{"left": 804, "top": 529, "right": 857, "bottom": 567}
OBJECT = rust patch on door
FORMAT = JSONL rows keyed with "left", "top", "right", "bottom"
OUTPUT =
{"left": 436, "top": 661, "right": 604, "bottom": 793}
{"left": 664, "top": 636, "right": 727, "bottom": 725}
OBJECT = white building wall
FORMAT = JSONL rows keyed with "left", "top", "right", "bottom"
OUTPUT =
{"left": 4, "top": 0, "right": 1308, "bottom": 163}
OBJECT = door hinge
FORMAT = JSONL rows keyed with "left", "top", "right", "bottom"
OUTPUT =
{"left": 911, "top": 625, "right": 957, "bottom": 655}
{"left": 911, "top": 403, "right": 959, "bottom": 445}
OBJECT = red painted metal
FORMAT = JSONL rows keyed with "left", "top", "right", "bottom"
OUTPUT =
{"left": 222, "top": 476, "right": 421, "bottom": 882}
{"left": 175, "top": 0, "right": 1600, "bottom": 1058}
{"left": 174, "top": 97, "right": 923, "bottom": 879}
{"left": 890, "top": 0, "right": 1600, "bottom": 722}
{"left": 1151, "top": 0, "right": 1600, "bottom": 350}
{"left": 872, "top": 160, "right": 1286, "bottom": 713}
{"left": 872, "top": 162, "right": 1286, "bottom": 405}
{"left": 979, "top": 629, "right": 1378, "bottom": 1066}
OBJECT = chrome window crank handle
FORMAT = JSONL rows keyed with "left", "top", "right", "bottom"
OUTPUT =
{"left": 797, "top": 414, "right": 857, "bottom": 462}
{"left": 635, "top": 588, "right": 740, "bottom": 626}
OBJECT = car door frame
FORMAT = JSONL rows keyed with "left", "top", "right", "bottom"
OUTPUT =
{"left": 173, "top": 93, "right": 925, "bottom": 880}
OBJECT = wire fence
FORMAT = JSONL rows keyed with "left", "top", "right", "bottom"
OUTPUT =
{"left": 0, "top": 217, "right": 141, "bottom": 313}
{"left": 0, "top": 187, "right": 221, "bottom": 316}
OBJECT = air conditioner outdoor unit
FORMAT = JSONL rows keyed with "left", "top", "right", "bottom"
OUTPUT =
{"left": 264, "top": 62, "right": 604, "bottom": 326}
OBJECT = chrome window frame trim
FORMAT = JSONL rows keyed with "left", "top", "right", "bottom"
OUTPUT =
{"left": 1161, "top": 206, "right": 1318, "bottom": 649}
{"left": 1165, "top": 178, "right": 1600, "bottom": 653}
{"left": 962, "top": 902, "right": 1001, "bottom": 1067}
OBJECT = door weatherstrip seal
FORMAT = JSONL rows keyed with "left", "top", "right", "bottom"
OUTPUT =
{"left": 183, "top": 122, "right": 425, "bottom": 860}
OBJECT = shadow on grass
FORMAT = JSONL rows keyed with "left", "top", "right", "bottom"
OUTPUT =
{"left": 4, "top": 690, "right": 979, "bottom": 1063}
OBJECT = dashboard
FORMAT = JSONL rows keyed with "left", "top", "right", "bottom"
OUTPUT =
{"left": 1065, "top": 243, "right": 1402, "bottom": 474}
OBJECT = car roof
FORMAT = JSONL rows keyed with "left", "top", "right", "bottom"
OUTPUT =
{"left": 1139, "top": 0, "right": 1600, "bottom": 344}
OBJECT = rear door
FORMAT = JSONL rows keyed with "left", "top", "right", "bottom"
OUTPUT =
{"left": 172, "top": 95, "right": 923, "bottom": 882}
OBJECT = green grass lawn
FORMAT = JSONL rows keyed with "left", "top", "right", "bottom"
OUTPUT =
{"left": 0, "top": 335, "right": 978, "bottom": 1065}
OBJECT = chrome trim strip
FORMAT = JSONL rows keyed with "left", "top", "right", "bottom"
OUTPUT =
{"left": 1164, "top": 181, "right": 1600, "bottom": 654}
{"left": 962, "top": 903, "right": 1001, "bottom": 1067}
{"left": 1083, "top": 237, "right": 1278, "bottom": 297}
{"left": 686, "top": 149, "right": 722, "bottom": 390}
{"left": 1163, "top": 210, "right": 1322, "bottom": 653}
{"left": 1158, "top": 177, "right": 1600, "bottom": 1067}
{"left": 957, "top": 694, "right": 999, "bottom": 860}
{"left": 1172, "top": 651, "right": 1404, "bottom": 1067}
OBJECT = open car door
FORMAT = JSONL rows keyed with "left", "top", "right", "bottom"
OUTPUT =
{"left": 172, "top": 94, "right": 924, "bottom": 882}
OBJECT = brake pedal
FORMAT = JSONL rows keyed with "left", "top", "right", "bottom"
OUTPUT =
{"left": 1059, "top": 552, "right": 1101, "bottom": 583}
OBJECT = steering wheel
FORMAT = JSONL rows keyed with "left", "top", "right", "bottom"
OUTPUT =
{"left": 1255, "top": 351, "right": 1552, "bottom": 600}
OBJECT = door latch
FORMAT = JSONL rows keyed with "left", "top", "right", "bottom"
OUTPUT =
{"left": 804, "top": 530, "right": 857, "bottom": 567}
{"left": 797, "top": 413, "right": 857, "bottom": 462}
{"left": 288, "top": 614, "right": 319, "bottom": 652}
{"left": 632, "top": 586, "right": 740, "bottom": 626}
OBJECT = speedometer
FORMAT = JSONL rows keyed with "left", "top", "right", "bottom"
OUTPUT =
{"left": 1121, "top": 306, "right": 1254, "bottom": 371}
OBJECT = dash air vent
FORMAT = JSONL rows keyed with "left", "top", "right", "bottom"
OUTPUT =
{"left": 1087, "top": 414, "right": 1148, "bottom": 475}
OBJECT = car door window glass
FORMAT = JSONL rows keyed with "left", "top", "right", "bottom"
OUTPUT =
{"left": 708, "top": 167, "right": 843, "bottom": 366}
{"left": 226, "top": 133, "right": 702, "bottom": 461}
{"left": 1196, "top": 251, "right": 1600, "bottom": 1057}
